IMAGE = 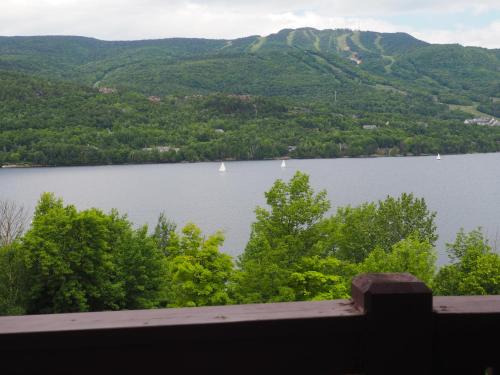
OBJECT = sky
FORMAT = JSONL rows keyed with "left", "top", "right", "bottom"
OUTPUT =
{"left": 0, "top": 0, "right": 499, "bottom": 48}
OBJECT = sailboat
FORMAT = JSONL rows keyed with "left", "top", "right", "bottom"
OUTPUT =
{"left": 436, "top": 153, "right": 441, "bottom": 160}
{"left": 281, "top": 160, "right": 286, "bottom": 168}
{"left": 219, "top": 162, "right": 226, "bottom": 172}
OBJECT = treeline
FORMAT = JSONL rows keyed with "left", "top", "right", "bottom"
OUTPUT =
{"left": 1, "top": 172, "right": 499, "bottom": 315}
{"left": 478, "top": 101, "right": 500, "bottom": 118}
{"left": 2, "top": 71, "right": 500, "bottom": 167}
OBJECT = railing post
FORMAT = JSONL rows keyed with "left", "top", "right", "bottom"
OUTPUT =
{"left": 352, "top": 273, "right": 433, "bottom": 375}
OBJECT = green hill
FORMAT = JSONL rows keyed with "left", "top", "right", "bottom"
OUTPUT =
{"left": 1, "top": 28, "right": 498, "bottom": 99}
{"left": 1, "top": 28, "right": 500, "bottom": 166}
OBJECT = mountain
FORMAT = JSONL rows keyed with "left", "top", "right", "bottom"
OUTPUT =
{"left": 1, "top": 28, "right": 498, "bottom": 99}
{"left": 0, "top": 28, "right": 499, "bottom": 166}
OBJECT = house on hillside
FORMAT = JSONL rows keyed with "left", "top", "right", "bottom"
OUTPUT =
{"left": 228, "top": 94, "right": 252, "bottom": 102}
{"left": 98, "top": 87, "right": 117, "bottom": 94}
{"left": 142, "top": 146, "right": 180, "bottom": 153}
{"left": 148, "top": 96, "right": 161, "bottom": 103}
{"left": 464, "top": 117, "right": 500, "bottom": 126}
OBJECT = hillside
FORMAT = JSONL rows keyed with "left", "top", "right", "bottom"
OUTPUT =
{"left": 1, "top": 28, "right": 498, "bottom": 100}
{"left": 0, "top": 28, "right": 500, "bottom": 166}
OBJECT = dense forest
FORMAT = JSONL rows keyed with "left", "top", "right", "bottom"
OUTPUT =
{"left": 0, "top": 28, "right": 499, "bottom": 166}
{"left": 1, "top": 172, "right": 499, "bottom": 315}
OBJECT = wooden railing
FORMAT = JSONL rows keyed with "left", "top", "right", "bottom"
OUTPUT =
{"left": 0, "top": 273, "right": 499, "bottom": 374}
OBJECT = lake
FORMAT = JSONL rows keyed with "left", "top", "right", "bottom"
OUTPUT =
{"left": 1, "top": 153, "right": 500, "bottom": 265}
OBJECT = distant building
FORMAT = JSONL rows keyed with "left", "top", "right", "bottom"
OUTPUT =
{"left": 148, "top": 96, "right": 161, "bottom": 103}
{"left": 228, "top": 94, "right": 252, "bottom": 101}
{"left": 184, "top": 95, "right": 203, "bottom": 100}
{"left": 288, "top": 145, "right": 297, "bottom": 152}
{"left": 464, "top": 117, "right": 500, "bottom": 126}
{"left": 142, "top": 146, "right": 180, "bottom": 153}
{"left": 290, "top": 107, "right": 311, "bottom": 114}
{"left": 349, "top": 53, "right": 362, "bottom": 65}
{"left": 98, "top": 87, "right": 117, "bottom": 94}
{"left": 214, "top": 129, "right": 225, "bottom": 133}
{"left": 362, "top": 125, "right": 377, "bottom": 130}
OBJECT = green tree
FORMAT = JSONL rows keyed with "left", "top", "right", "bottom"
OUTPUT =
{"left": 164, "top": 223, "right": 234, "bottom": 307}
{"left": 0, "top": 243, "right": 29, "bottom": 315}
{"left": 332, "top": 193, "right": 437, "bottom": 263}
{"left": 374, "top": 193, "right": 437, "bottom": 252}
{"left": 360, "top": 235, "right": 437, "bottom": 285}
{"left": 153, "top": 212, "right": 177, "bottom": 256}
{"left": 236, "top": 171, "right": 331, "bottom": 303}
{"left": 288, "top": 256, "right": 353, "bottom": 301}
{"left": 325, "top": 203, "right": 379, "bottom": 263}
{"left": 115, "top": 223, "right": 167, "bottom": 310}
{"left": 21, "top": 193, "right": 166, "bottom": 313}
{"left": 433, "top": 229, "right": 500, "bottom": 295}
{"left": 22, "top": 193, "right": 123, "bottom": 313}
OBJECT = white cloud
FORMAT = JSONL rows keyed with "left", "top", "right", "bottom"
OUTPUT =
{"left": 0, "top": 0, "right": 498, "bottom": 48}
{"left": 266, "top": 12, "right": 403, "bottom": 33}
{"left": 414, "top": 21, "right": 500, "bottom": 49}
{"left": 184, "top": 0, "right": 500, "bottom": 16}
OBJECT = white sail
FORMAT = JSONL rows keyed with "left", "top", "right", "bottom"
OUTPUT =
{"left": 436, "top": 153, "right": 441, "bottom": 160}
{"left": 281, "top": 160, "right": 286, "bottom": 168}
{"left": 219, "top": 162, "right": 226, "bottom": 172}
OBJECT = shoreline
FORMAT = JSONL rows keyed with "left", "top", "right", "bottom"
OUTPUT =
{"left": 1, "top": 151, "right": 497, "bottom": 169}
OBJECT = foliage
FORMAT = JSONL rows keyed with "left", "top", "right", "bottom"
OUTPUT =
{"left": 21, "top": 193, "right": 166, "bottom": 313}
{"left": 114, "top": 224, "right": 167, "bottom": 310}
{"left": 1, "top": 172, "right": 499, "bottom": 316}
{"left": 163, "top": 223, "right": 234, "bottom": 307}
{"left": 288, "top": 256, "right": 352, "bottom": 301}
{"left": 360, "top": 235, "right": 436, "bottom": 285}
{"left": 0, "top": 243, "right": 28, "bottom": 315}
{"left": 2, "top": 29, "right": 497, "bottom": 100}
{"left": 0, "top": 193, "right": 235, "bottom": 314}
{"left": 1, "top": 28, "right": 500, "bottom": 167}
{"left": 236, "top": 173, "right": 439, "bottom": 302}
{"left": 433, "top": 229, "right": 500, "bottom": 295}
{"left": 324, "top": 193, "right": 437, "bottom": 263}
{"left": 153, "top": 212, "right": 177, "bottom": 256}
{"left": 236, "top": 172, "right": 333, "bottom": 303}
{"left": 372, "top": 193, "right": 437, "bottom": 251}
{"left": 477, "top": 101, "right": 500, "bottom": 117}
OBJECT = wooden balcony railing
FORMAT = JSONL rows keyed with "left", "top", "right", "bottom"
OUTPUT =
{"left": 0, "top": 273, "right": 499, "bottom": 374}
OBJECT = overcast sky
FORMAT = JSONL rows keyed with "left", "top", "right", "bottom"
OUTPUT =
{"left": 1, "top": 0, "right": 499, "bottom": 48}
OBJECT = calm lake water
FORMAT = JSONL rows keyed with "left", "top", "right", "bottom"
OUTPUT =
{"left": 1, "top": 153, "right": 500, "bottom": 265}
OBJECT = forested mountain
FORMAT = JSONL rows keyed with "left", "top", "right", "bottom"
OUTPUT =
{"left": 1, "top": 28, "right": 498, "bottom": 98}
{"left": 0, "top": 28, "right": 499, "bottom": 166}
